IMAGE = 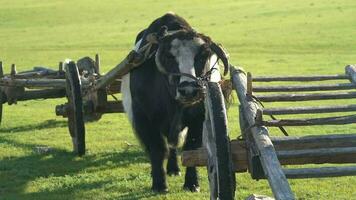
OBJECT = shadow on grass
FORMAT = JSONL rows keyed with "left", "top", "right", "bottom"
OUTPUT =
{"left": 4, "top": 180, "right": 114, "bottom": 200}
{"left": 0, "top": 136, "right": 152, "bottom": 200}
{"left": 0, "top": 119, "right": 67, "bottom": 133}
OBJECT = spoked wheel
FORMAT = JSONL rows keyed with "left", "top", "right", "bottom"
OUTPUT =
{"left": 65, "top": 61, "right": 86, "bottom": 156}
{"left": 203, "top": 82, "right": 236, "bottom": 200}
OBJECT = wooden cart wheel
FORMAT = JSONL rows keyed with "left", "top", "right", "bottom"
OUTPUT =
{"left": 65, "top": 61, "right": 86, "bottom": 156}
{"left": 204, "top": 82, "right": 236, "bottom": 200}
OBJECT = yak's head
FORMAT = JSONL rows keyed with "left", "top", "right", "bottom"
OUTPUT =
{"left": 155, "top": 26, "right": 229, "bottom": 106}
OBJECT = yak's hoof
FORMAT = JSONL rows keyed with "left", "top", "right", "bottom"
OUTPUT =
{"left": 167, "top": 169, "right": 181, "bottom": 176}
{"left": 183, "top": 184, "right": 200, "bottom": 192}
{"left": 152, "top": 185, "right": 169, "bottom": 194}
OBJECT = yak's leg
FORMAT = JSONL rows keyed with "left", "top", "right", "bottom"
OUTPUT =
{"left": 167, "top": 148, "right": 181, "bottom": 176}
{"left": 148, "top": 136, "right": 168, "bottom": 193}
{"left": 132, "top": 111, "right": 168, "bottom": 192}
{"left": 183, "top": 123, "right": 202, "bottom": 192}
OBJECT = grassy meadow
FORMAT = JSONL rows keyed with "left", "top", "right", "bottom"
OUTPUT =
{"left": 0, "top": 0, "right": 356, "bottom": 199}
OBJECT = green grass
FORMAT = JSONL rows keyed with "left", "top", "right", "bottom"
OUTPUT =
{"left": 1, "top": 0, "right": 356, "bottom": 199}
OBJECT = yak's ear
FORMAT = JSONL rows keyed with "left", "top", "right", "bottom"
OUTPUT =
{"left": 157, "top": 26, "right": 169, "bottom": 40}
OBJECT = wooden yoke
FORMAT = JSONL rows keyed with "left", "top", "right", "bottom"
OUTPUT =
{"left": 94, "top": 51, "right": 145, "bottom": 90}
{"left": 94, "top": 34, "right": 157, "bottom": 90}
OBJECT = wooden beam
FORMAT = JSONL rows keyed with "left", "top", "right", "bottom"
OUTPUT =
{"left": 262, "top": 114, "right": 356, "bottom": 126}
{"left": 95, "top": 51, "right": 145, "bottom": 90}
{"left": 0, "top": 61, "right": 3, "bottom": 77}
{"left": 253, "top": 83, "right": 356, "bottom": 92}
{"left": 9, "top": 73, "right": 63, "bottom": 79}
{"left": 283, "top": 166, "right": 356, "bottom": 179}
{"left": 182, "top": 144, "right": 356, "bottom": 171}
{"left": 98, "top": 101, "right": 124, "bottom": 113}
{"left": 253, "top": 74, "right": 349, "bottom": 82}
{"left": 95, "top": 54, "right": 100, "bottom": 74}
{"left": 0, "top": 78, "right": 66, "bottom": 88}
{"left": 107, "top": 79, "right": 122, "bottom": 94}
{"left": 58, "top": 62, "right": 64, "bottom": 72}
{"left": 18, "top": 89, "right": 66, "bottom": 101}
{"left": 11, "top": 64, "right": 17, "bottom": 76}
{"left": 182, "top": 134, "right": 356, "bottom": 170}
{"left": 277, "top": 147, "right": 356, "bottom": 159}
{"left": 230, "top": 66, "right": 295, "bottom": 200}
{"left": 182, "top": 147, "right": 248, "bottom": 173}
{"left": 256, "top": 91, "right": 356, "bottom": 102}
{"left": 263, "top": 104, "right": 356, "bottom": 115}
{"left": 270, "top": 134, "right": 356, "bottom": 150}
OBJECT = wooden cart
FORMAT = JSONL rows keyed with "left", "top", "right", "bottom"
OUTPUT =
{"left": 0, "top": 49, "right": 236, "bottom": 200}
{"left": 0, "top": 51, "right": 144, "bottom": 156}
{"left": 183, "top": 64, "right": 356, "bottom": 200}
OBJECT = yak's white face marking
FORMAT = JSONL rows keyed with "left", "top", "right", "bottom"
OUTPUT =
{"left": 169, "top": 38, "right": 205, "bottom": 83}
{"left": 168, "top": 37, "right": 223, "bottom": 101}
{"left": 169, "top": 37, "right": 206, "bottom": 100}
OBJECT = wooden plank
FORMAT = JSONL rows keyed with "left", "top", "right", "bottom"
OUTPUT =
{"left": 253, "top": 83, "right": 356, "bottom": 92}
{"left": 18, "top": 89, "right": 66, "bottom": 101}
{"left": 253, "top": 74, "right": 349, "bottom": 82}
{"left": 0, "top": 61, "right": 3, "bottom": 77}
{"left": 182, "top": 145, "right": 248, "bottom": 173}
{"left": 270, "top": 134, "right": 356, "bottom": 150}
{"left": 283, "top": 166, "right": 356, "bottom": 179}
{"left": 272, "top": 135, "right": 356, "bottom": 165}
{"left": 256, "top": 91, "right": 356, "bottom": 102}
{"left": 182, "top": 135, "right": 356, "bottom": 171}
{"left": 97, "top": 101, "right": 124, "bottom": 113}
{"left": 263, "top": 114, "right": 356, "bottom": 126}
{"left": 0, "top": 78, "right": 66, "bottom": 88}
{"left": 11, "top": 64, "right": 17, "bottom": 76}
{"left": 107, "top": 79, "right": 122, "bottom": 94}
{"left": 58, "top": 62, "right": 64, "bottom": 72}
{"left": 11, "top": 73, "right": 64, "bottom": 79}
{"left": 230, "top": 66, "right": 295, "bottom": 200}
{"left": 183, "top": 145, "right": 356, "bottom": 171}
{"left": 11, "top": 67, "right": 62, "bottom": 78}
{"left": 95, "top": 54, "right": 100, "bottom": 74}
{"left": 182, "top": 144, "right": 356, "bottom": 171}
{"left": 277, "top": 147, "right": 356, "bottom": 159}
{"left": 263, "top": 104, "right": 356, "bottom": 115}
